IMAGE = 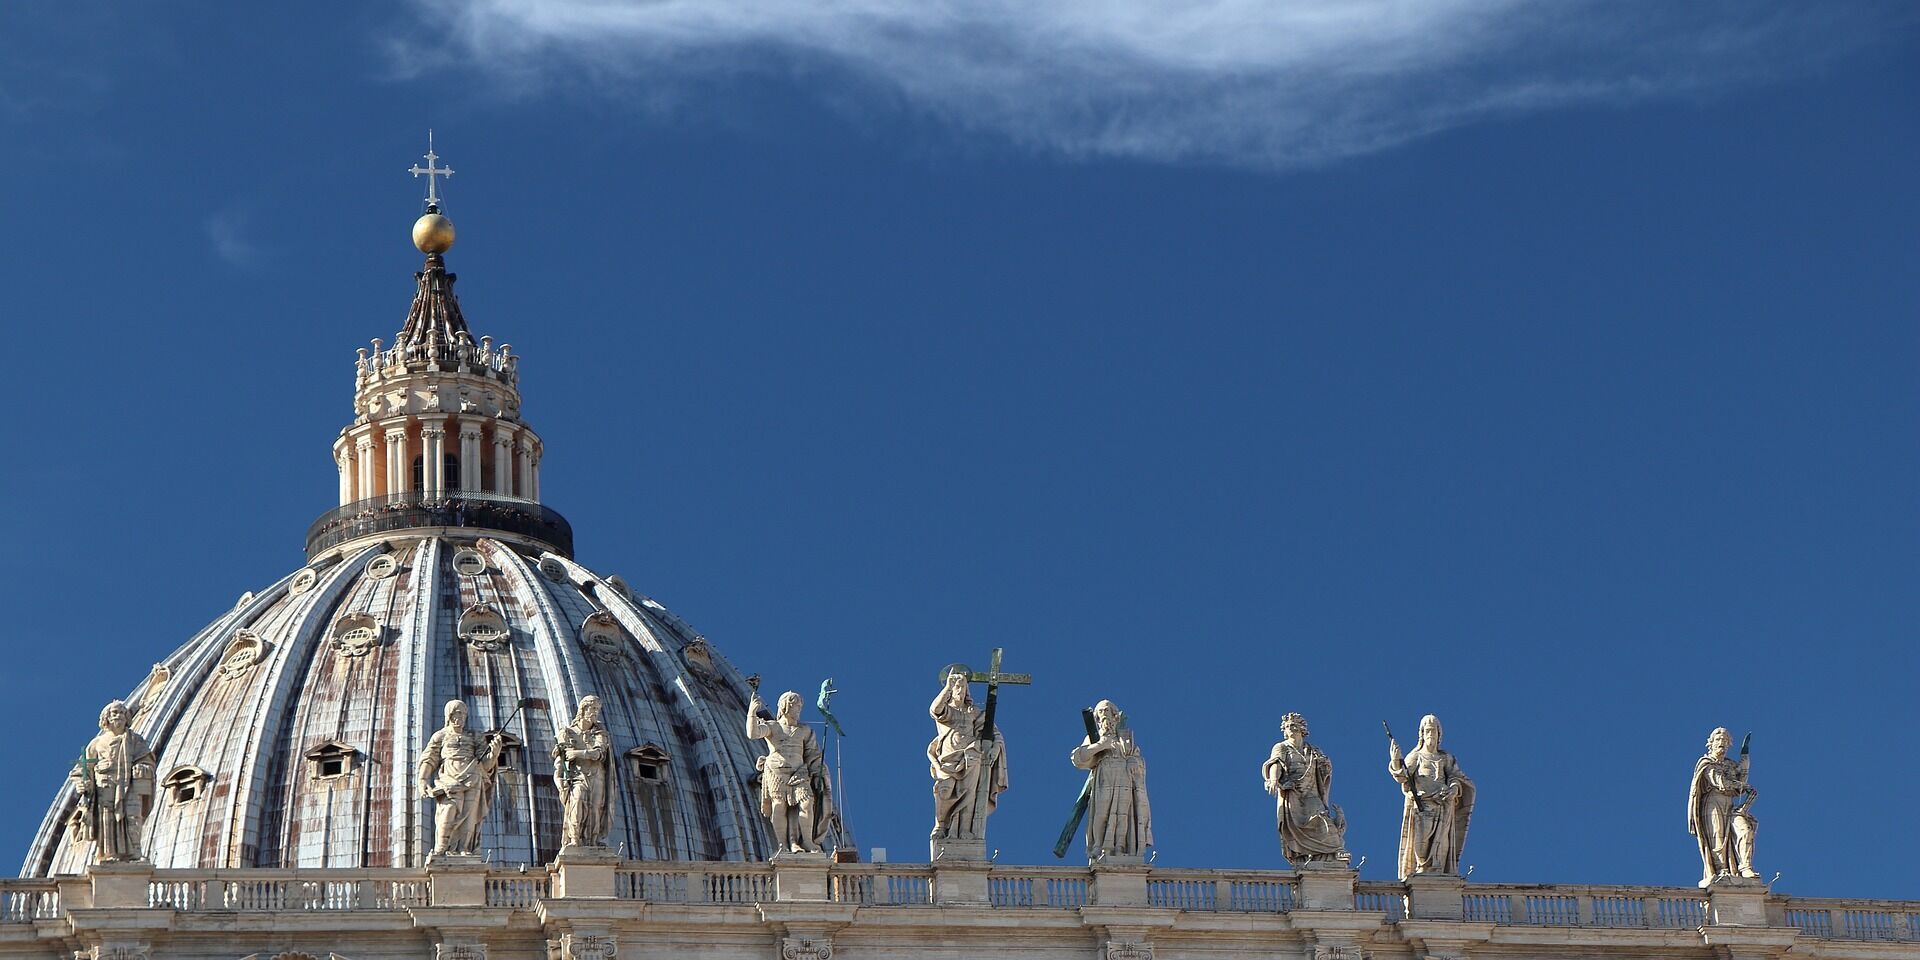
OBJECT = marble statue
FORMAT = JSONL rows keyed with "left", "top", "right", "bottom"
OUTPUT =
{"left": 1068, "top": 700, "right": 1152, "bottom": 862}
{"left": 929, "top": 668, "right": 1008, "bottom": 845}
{"left": 417, "top": 699, "right": 505, "bottom": 858}
{"left": 70, "top": 700, "right": 156, "bottom": 863}
{"left": 1687, "top": 727, "right": 1759, "bottom": 887}
{"left": 555, "top": 695, "right": 612, "bottom": 849}
{"left": 746, "top": 690, "right": 833, "bottom": 855}
{"left": 1262, "top": 712, "right": 1347, "bottom": 864}
{"left": 1387, "top": 714, "right": 1474, "bottom": 878}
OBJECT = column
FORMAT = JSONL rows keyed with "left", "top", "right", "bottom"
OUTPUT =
{"left": 529, "top": 443, "right": 541, "bottom": 501}
{"left": 492, "top": 425, "right": 516, "bottom": 496}
{"left": 515, "top": 437, "right": 534, "bottom": 500}
{"left": 334, "top": 438, "right": 354, "bottom": 504}
{"left": 385, "top": 423, "right": 410, "bottom": 495}
{"left": 353, "top": 430, "right": 376, "bottom": 500}
{"left": 421, "top": 418, "right": 447, "bottom": 494}
{"left": 458, "top": 420, "right": 484, "bottom": 493}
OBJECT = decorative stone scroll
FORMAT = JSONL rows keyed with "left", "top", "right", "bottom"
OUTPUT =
{"left": 330, "top": 613, "right": 380, "bottom": 659}
{"left": 554, "top": 934, "right": 615, "bottom": 960}
{"left": 218, "top": 630, "right": 270, "bottom": 679}
{"left": 458, "top": 605, "right": 510, "bottom": 651}
{"left": 435, "top": 944, "right": 485, "bottom": 960}
{"left": 780, "top": 939, "right": 832, "bottom": 960}
{"left": 1105, "top": 943, "right": 1153, "bottom": 960}
{"left": 579, "top": 612, "right": 625, "bottom": 663}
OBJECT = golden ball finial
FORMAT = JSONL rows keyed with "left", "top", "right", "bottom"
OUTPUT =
{"left": 413, "top": 212, "right": 456, "bottom": 253}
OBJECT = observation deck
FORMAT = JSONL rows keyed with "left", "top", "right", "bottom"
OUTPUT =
{"left": 305, "top": 491, "right": 573, "bottom": 559}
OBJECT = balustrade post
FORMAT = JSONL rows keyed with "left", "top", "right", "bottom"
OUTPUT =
{"left": 88, "top": 862, "right": 155, "bottom": 910}
{"left": 1406, "top": 874, "right": 1465, "bottom": 921}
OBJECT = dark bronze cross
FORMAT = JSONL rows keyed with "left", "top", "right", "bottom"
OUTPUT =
{"left": 964, "top": 647, "right": 1030, "bottom": 745}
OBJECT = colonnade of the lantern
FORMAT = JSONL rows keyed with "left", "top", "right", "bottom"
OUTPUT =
{"left": 332, "top": 415, "right": 542, "bottom": 505}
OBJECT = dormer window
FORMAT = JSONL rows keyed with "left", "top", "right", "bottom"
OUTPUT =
{"left": 628, "top": 744, "right": 670, "bottom": 783}
{"left": 305, "top": 740, "right": 358, "bottom": 781}
{"left": 164, "top": 766, "right": 211, "bottom": 803}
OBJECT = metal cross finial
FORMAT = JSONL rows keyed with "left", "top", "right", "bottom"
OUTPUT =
{"left": 408, "top": 129, "right": 455, "bottom": 211}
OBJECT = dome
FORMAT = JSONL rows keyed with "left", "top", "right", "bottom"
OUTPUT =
{"left": 23, "top": 536, "right": 776, "bottom": 873}
{"left": 23, "top": 151, "right": 790, "bottom": 874}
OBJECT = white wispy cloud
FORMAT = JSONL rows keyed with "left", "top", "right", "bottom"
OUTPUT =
{"left": 406, "top": 0, "right": 1898, "bottom": 168}
{"left": 206, "top": 211, "right": 260, "bottom": 267}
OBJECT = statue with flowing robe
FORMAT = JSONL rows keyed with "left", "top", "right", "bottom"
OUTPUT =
{"left": 1388, "top": 714, "right": 1474, "bottom": 878}
{"left": 556, "top": 695, "right": 613, "bottom": 849}
{"left": 1068, "top": 700, "right": 1152, "bottom": 862}
{"left": 747, "top": 689, "right": 834, "bottom": 854}
{"left": 1687, "top": 727, "right": 1759, "bottom": 887}
{"left": 1262, "top": 712, "right": 1347, "bottom": 864}
{"left": 70, "top": 700, "right": 156, "bottom": 863}
{"left": 418, "top": 699, "right": 504, "bottom": 858}
{"left": 929, "top": 668, "right": 1008, "bottom": 843}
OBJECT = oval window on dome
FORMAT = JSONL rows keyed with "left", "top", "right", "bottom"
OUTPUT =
{"left": 459, "top": 604, "right": 510, "bottom": 652}
{"left": 289, "top": 568, "right": 318, "bottom": 595}
{"left": 331, "top": 613, "right": 380, "bottom": 659}
{"left": 539, "top": 555, "right": 568, "bottom": 582}
{"left": 366, "top": 554, "right": 398, "bottom": 580}
{"left": 452, "top": 548, "right": 487, "bottom": 576}
{"left": 580, "top": 612, "right": 625, "bottom": 662}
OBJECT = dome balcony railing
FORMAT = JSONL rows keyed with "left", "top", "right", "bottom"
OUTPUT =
{"left": 305, "top": 490, "right": 573, "bottom": 559}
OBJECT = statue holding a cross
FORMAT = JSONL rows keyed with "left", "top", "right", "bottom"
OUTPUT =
{"left": 927, "top": 648, "right": 1026, "bottom": 859}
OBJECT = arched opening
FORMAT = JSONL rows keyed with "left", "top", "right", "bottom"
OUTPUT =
{"left": 411, "top": 453, "right": 462, "bottom": 493}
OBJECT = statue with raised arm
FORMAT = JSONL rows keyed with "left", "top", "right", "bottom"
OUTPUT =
{"left": 1387, "top": 714, "right": 1474, "bottom": 878}
{"left": 1262, "top": 712, "right": 1347, "bottom": 864}
{"left": 1688, "top": 727, "right": 1760, "bottom": 887}
{"left": 69, "top": 700, "right": 156, "bottom": 863}
{"left": 929, "top": 668, "right": 1008, "bottom": 844}
{"left": 417, "top": 699, "right": 505, "bottom": 858}
{"left": 556, "top": 695, "right": 612, "bottom": 849}
{"left": 746, "top": 689, "right": 833, "bottom": 855}
{"left": 1069, "top": 700, "right": 1152, "bottom": 863}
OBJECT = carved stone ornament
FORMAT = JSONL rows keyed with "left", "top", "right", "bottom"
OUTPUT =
{"left": 289, "top": 568, "right": 318, "bottom": 595}
{"left": 1105, "top": 943, "right": 1152, "bottom": 960}
{"left": 580, "top": 612, "right": 625, "bottom": 662}
{"left": 539, "top": 555, "right": 568, "bottom": 582}
{"left": 365, "top": 554, "right": 398, "bottom": 580}
{"left": 1312, "top": 947, "right": 1365, "bottom": 960}
{"left": 235, "top": 591, "right": 254, "bottom": 608}
{"left": 92, "top": 946, "right": 149, "bottom": 960}
{"left": 219, "top": 630, "right": 271, "bottom": 679}
{"left": 452, "top": 548, "right": 487, "bottom": 576}
{"left": 331, "top": 613, "right": 380, "bottom": 658}
{"left": 557, "top": 934, "right": 615, "bottom": 960}
{"left": 683, "top": 637, "right": 718, "bottom": 679}
{"left": 781, "top": 938, "right": 833, "bottom": 960}
{"left": 604, "top": 575, "right": 632, "bottom": 600}
{"left": 435, "top": 945, "right": 485, "bottom": 960}
{"left": 132, "top": 664, "right": 170, "bottom": 720}
{"left": 458, "top": 605, "right": 511, "bottom": 651}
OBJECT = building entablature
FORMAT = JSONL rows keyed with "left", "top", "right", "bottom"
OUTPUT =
{"left": 7, "top": 862, "right": 1914, "bottom": 960}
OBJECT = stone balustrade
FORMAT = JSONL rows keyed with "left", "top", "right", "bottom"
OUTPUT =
{"left": 6, "top": 864, "right": 1916, "bottom": 948}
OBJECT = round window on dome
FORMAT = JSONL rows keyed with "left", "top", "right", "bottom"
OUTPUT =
{"left": 452, "top": 548, "right": 487, "bottom": 576}
{"left": 366, "top": 554, "right": 398, "bottom": 580}
{"left": 580, "top": 611, "right": 625, "bottom": 662}
{"left": 289, "top": 568, "right": 318, "bottom": 595}
{"left": 539, "top": 556, "right": 568, "bottom": 582}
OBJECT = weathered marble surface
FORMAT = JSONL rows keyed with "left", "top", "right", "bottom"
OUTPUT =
{"left": 928, "top": 669, "right": 1007, "bottom": 848}
{"left": 556, "top": 695, "right": 613, "bottom": 849}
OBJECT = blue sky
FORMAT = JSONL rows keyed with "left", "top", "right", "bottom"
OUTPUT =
{"left": 2, "top": 2, "right": 1916, "bottom": 894}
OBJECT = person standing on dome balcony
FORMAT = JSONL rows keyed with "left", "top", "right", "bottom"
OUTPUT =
{"left": 418, "top": 699, "right": 505, "bottom": 859}
{"left": 70, "top": 700, "right": 156, "bottom": 863}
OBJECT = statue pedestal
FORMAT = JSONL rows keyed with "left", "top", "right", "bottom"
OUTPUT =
{"left": 1405, "top": 873, "right": 1466, "bottom": 920}
{"left": 1092, "top": 864, "right": 1151, "bottom": 906}
{"left": 771, "top": 851, "right": 834, "bottom": 902}
{"left": 550, "top": 845, "right": 620, "bottom": 899}
{"left": 1295, "top": 861, "right": 1357, "bottom": 912}
{"left": 932, "top": 858, "right": 992, "bottom": 905}
{"left": 426, "top": 854, "right": 490, "bottom": 907}
{"left": 1706, "top": 877, "right": 1771, "bottom": 927}
{"left": 89, "top": 861, "right": 155, "bottom": 910}
{"left": 931, "top": 837, "right": 987, "bottom": 862}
